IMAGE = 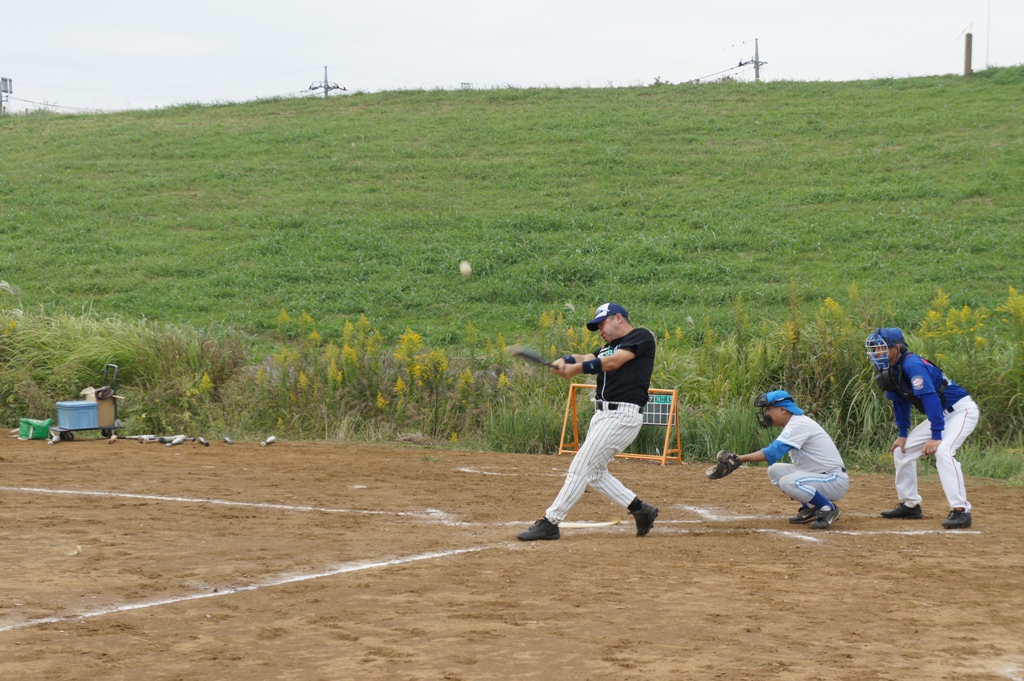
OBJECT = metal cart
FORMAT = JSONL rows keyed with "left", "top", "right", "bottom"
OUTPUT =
{"left": 53, "top": 364, "right": 124, "bottom": 441}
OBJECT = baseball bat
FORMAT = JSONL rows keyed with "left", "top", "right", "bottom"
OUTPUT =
{"left": 508, "top": 345, "right": 555, "bottom": 367}
{"left": 261, "top": 435, "right": 277, "bottom": 447}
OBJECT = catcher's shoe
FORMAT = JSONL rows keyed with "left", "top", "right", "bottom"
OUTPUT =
{"left": 631, "top": 502, "right": 659, "bottom": 537}
{"left": 881, "top": 502, "right": 923, "bottom": 519}
{"left": 788, "top": 505, "right": 817, "bottom": 524}
{"left": 941, "top": 509, "right": 972, "bottom": 529}
{"left": 810, "top": 505, "right": 841, "bottom": 530}
{"left": 517, "top": 517, "right": 560, "bottom": 541}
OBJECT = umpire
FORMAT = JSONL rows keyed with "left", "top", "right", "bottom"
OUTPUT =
{"left": 866, "top": 328, "right": 979, "bottom": 529}
{"left": 516, "top": 303, "right": 659, "bottom": 541}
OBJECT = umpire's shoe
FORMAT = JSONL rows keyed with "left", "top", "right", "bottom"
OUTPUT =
{"left": 517, "top": 517, "right": 560, "bottom": 541}
{"left": 881, "top": 502, "right": 923, "bottom": 520}
{"left": 631, "top": 502, "right": 659, "bottom": 537}
{"left": 810, "top": 505, "right": 841, "bottom": 530}
{"left": 788, "top": 505, "right": 817, "bottom": 524}
{"left": 941, "top": 508, "right": 972, "bottom": 529}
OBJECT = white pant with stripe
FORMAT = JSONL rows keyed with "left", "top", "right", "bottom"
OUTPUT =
{"left": 768, "top": 464, "right": 849, "bottom": 505}
{"left": 545, "top": 405, "right": 643, "bottom": 524}
{"left": 895, "top": 396, "right": 978, "bottom": 512}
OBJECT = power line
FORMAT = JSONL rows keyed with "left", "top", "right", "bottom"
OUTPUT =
{"left": 7, "top": 96, "right": 101, "bottom": 113}
{"left": 689, "top": 63, "right": 748, "bottom": 83}
{"left": 603, "top": 37, "right": 760, "bottom": 80}
{"left": 17, "top": 67, "right": 322, "bottom": 93}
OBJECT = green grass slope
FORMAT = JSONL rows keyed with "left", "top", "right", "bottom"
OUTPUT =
{"left": 2, "top": 68, "right": 1022, "bottom": 341}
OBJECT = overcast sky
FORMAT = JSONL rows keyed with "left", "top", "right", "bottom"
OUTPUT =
{"left": 2, "top": 1, "right": 1021, "bottom": 113}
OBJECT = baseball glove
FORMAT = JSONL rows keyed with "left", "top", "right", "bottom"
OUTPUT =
{"left": 705, "top": 450, "right": 742, "bottom": 480}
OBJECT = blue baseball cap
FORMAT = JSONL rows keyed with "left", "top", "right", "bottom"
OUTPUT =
{"left": 876, "top": 328, "right": 905, "bottom": 346}
{"left": 586, "top": 303, "right": 629, "bottom": 331}
{"left": 763, "top": 390, "right": 804, "bottom": 415}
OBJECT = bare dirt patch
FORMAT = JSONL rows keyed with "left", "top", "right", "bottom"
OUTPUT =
{"left": 1, "top": 438, "right": 1022, "bottom": 680}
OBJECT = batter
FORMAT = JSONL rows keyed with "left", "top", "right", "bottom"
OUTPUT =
{"left": 516, "top": 303, "right": 659, "bottom": 541}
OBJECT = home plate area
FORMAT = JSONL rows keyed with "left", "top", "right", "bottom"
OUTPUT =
{"left": 0, "top": 439, "right": 1020, "bottom": 681}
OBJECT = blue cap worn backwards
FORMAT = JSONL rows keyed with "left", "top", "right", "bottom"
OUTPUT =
{"left": 586, "top": 303, "right": 629, "bottom": 331}
{"left": 763, "top": 390, "right": 804, "bottom": 415}
{"left": 874, "top": 328, "right": 905, "bottom": 347}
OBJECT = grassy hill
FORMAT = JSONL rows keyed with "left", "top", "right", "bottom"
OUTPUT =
{"left": 2, "top": 68, "right": 1023, "bottom": 342}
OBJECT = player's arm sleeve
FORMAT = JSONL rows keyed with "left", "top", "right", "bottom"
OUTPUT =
{"left": 920, "top": 392, "right": 945, "bottom": 439}
{"left": 598, "top": 347, "right": 637, "bottom": 371}
{"left": 762, "top": 439, "right": 791, "bottom": 465}
{"left": 892, "top": 400, "right": 912, "bottom": 437}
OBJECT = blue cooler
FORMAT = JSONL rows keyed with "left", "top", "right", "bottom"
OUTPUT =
{"left": 56, "top": 401, "right": 99, "bottom": 430}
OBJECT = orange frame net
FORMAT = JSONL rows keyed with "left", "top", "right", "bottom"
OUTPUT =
{"left": 557, "top": 383, "right": 682, "bottom": 465}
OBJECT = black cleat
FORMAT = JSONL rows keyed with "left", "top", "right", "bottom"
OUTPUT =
{"left": 941, "top": 509, "right": 972, "bottom": 529}
{"left": 810, "top": 506, "right": 841, "bottom": 530}
{"left": 789, "top": 505, "right": 817, "bottom": 524}
{"left": 881, "top": 502, "right": 923, "bottom": 520}
{"left": 517, "top": 517, "right": 560, "bottom": 541}
{"left": 631, "top": 502, "right": 659, "bottom": 537}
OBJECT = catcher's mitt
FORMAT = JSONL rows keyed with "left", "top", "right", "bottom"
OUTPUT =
{"left": 705, "top": 449, "right": 742, "bottom": 480}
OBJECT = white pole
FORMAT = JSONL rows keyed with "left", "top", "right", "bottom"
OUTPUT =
{"left": 986, "top": 0, "right": 991, "bottom": 68}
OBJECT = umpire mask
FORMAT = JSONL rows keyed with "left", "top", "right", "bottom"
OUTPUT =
{"left": 754, "top": 392, "right": 773, "bottom": 428}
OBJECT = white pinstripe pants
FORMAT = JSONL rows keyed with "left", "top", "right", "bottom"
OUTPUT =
{"left": 894, "top": 396, "right": 978, "bottom": 511}
{"left": 546, "top": 407, "right": 643, "bottom": 524}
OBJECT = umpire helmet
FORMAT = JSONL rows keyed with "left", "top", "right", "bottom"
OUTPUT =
{"left": 865, "top": 328, "right": 906, "bottom": 370}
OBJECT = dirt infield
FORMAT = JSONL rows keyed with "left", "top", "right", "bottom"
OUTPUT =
{"left": 1, "top": 438, "right": 1022, "bottom": 680}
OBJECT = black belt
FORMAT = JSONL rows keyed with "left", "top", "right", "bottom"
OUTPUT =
{"left": 596, "top": 401, "right": 643, "bottom": 414}
{"left": 824, "top": 468, "right": 847, "bottom": 474}
{"left": 945, "top": 406, "right": 954, "bottom": 414}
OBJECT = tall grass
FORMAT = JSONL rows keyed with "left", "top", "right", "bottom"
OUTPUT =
{"left": 3, "top": 286, "right": 1022, "bottom": 481}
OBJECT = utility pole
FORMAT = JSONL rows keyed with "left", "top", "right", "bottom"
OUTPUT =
{"left": 738, "top": 39, "right": 767, "bottom": 82}
{"left": 308, "top": 66, "right": 346, "bottom": 99}
{"left": 0, "top": 77, "right": 11, "bottom": 115}
{"left": 986, "top": 0, "right": 991, "bottom": 68}
{"left": 964, "top": 32, "right": 973, "bottom": 77}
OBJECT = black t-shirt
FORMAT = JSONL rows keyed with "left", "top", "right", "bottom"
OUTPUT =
{"left": 594, "top": 327, "right": 656, "bottom": 407}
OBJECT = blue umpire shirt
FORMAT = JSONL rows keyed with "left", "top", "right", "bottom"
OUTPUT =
{"left": 887, "top": 353, "right": 969, "bottom": 440}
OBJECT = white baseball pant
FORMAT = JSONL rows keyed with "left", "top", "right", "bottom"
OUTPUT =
{"left": 768, "top": 464, "right": 849, "bottom": 505}
{"left": 894, "top": 396, "right": 978, "bottom": 512}
{"left": 545, "top": 405, "right": 643, "bottom": 524}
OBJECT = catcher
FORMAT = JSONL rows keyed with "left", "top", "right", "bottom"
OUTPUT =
{"left": 707, "top": 390, "right": 849, "bottom": 530}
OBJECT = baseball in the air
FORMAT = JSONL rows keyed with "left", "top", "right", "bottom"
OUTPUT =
{"left": 460, "top": 261, "right": 472, "bottom": 277}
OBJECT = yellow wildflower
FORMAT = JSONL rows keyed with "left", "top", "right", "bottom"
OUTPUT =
{"left": 395, "top": 327, "right": 423, "bottom": 363}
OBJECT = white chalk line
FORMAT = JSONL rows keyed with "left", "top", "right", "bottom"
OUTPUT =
{"left": 457, "top": 466, "right": 563, "bottom": 478}
{"left": 0, "top": 546, "right": 495, "bottom": 634}
{"left": 0, "top": 486, "right": 465, "bottom": 524}
{"left": 833, "top": 529, "right": 982, "bottom": 536}
{"left": 656, "top": 526, "right": 823, "bottom": 542}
